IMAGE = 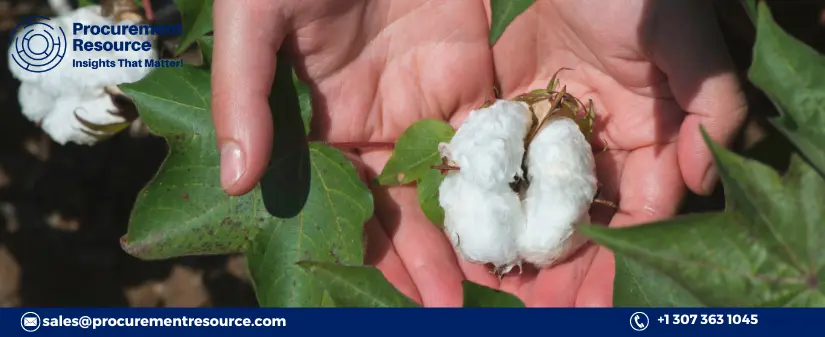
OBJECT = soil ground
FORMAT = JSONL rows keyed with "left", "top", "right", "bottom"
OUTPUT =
{"left": 0, "top": 0, "right": 822, "bottom": 307}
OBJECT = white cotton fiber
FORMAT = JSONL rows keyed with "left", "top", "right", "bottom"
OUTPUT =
{"left": 40, "top": 89, "right": 124, "bottom": 145}
{"left": 9, "top": 5, "right": 155, "bottom": 96}
{"left": 437, "top": 99, "right": 532, "bottom": 274}
{"left": 18, "top": 82, "right": 57, "bottom": 123}
{"left": 439, "top": 173, "right": 522, "bottom": 273}
{"left": 517, "top": 116, "right": 597, "bottom": 267}
{"left": 8, "top": 5, "right": 155, "bottom": 145}
{"left": 438, "top": 99, "right": 533, "bottom": 189}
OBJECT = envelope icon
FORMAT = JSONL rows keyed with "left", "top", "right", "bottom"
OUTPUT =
{"left": 23, "top": 317, "right": 38, "bottom": 326}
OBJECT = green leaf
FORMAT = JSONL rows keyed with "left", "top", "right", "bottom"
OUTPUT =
{"left": 297, "top": 262, "right": 420, "bottom": 307}
{"left": 320, "top": 291, "right": 336, "bottom": 307}
{"left": 119, "top": 57, "right": 311, "bottom": 258}
{"left": 248, "top": 143, "right": 374, "bottom": 307}
{"left": 462, "top": 281, "right": 525, "bottom": 307}
{"left": 748, "top": 1, "right": 825, "bottom": 177}
{"left": 78, "top": 0, "right": 96, "bottom": 7}
{"left": 489, "top": 0, "right": 535, "bottom": 45}
{"left": 196, "top": 36, "right": 214, "bottom": 64}
{"left": 378, "top": 119, "right": 453, "bottom": 228}
{"left": 121, "top": 57, "right": 373, "bottom": 308}
{"left": 377, "top": 119, "right": 454, "bottom": 185}
{"left": 613, "top": 251, "right": 705, "bottom": 307}
{"left": 416, "top": 168, "right": 445, "bottom": 228}
{"left": 120, "top": 65, "right": 262, "bottom": 258}
{"left": 174, "top": 0, "right": 214, "bottom": 55}
{"left": 580, "top": 128, "right": 825, "bottom": 307}
{"left": 293, "top": 71, "right": 313, "bottom": 135}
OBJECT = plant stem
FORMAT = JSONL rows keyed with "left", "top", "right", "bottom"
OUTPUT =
{"left": 142, "top": 0, "right": 154, "bottom": 21}
{"left": 325, "top": 142, "right": 396, "bottom": 150}
{"left": 593, "top": 199, "right": 618, "bottom": 208}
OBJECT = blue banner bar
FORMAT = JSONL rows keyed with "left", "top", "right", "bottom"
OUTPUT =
{"left": 0, "top": 308, "right": 820, "bottom": 337}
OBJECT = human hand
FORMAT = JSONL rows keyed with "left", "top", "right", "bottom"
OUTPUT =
{"left": 210, "top": 0, "right": 747, "bottom": 307}
{"left": 211, "top": 0, "right": 497, "bottom": 306}
{"left": 485, "top": 0, "right": 747, "bottom": 306}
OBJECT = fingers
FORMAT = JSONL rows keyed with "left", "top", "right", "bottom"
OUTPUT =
{"left": 361, "top": 150, "right": 466, "bottom": 307}
{"left": 574, "top": 247, "right": 614, "bottom": 307}
{"left": 342, "top": 152, "right": 422, "bottom": 303}
{"left": 576, "top": 144, "right": 684, "bottom": 306}
{"left": 648, "top": 0, "right": 747, "bottom": 195}
{"left": 212, "top": 0, "right": 286, "bottom": 195}
{"left": 529, "top": 245, "right": 600, "bottom": 307}
{"left": 364, "top": 217, "right": 422, "bottom": 304}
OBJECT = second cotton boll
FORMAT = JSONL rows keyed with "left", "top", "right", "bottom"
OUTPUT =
{"left": 438, "top": 100, "right": 533, "bottom": 274}
{"left": 8, "top": 5, "right": 155, "bottom": 145}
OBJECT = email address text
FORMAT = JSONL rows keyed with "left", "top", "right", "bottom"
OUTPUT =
{"left": 39, "top": 315, "right": 286, "bottom": 329}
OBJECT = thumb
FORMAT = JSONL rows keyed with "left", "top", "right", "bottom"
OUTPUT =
{"left": 212, "top": 0, "right": 286, "bottom": 195}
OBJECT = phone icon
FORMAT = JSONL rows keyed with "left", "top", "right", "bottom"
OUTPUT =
{"left": 630, "top": 312, "right": 649, "bottom": 331}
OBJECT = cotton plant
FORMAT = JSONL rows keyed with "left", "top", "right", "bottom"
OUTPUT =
{"left": 9, "top": 1, "right": 154, "bottom": 145}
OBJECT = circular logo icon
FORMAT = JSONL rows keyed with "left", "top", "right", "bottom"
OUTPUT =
{"left": 9, "top": 16, "right": 67, "bottom": 73}
{"left": 629, "top": 312, "right": 649, "bottom": 332}
{"left": 20, "top": 312, "right": 41, "bottom": 332}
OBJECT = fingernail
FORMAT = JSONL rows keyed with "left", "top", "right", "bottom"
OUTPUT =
{"left": 701, "top": 166, "right": 719, "bottom": 194}
{"left": 220, "top": 140, "right": 245, "bottom": 191}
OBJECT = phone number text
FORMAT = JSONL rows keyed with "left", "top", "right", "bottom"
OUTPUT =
{"left": 657, "top": 314, "right": 758, "bottom": 325}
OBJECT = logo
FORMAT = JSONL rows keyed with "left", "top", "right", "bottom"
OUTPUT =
{"left": 20, "top": 312, "right": 41, "bottom": 332}
{"left": 629, "top": 312, "right": 649, "bottom": 331}
{"left": 9, "top": 16, "right": 68, "bottom": 73}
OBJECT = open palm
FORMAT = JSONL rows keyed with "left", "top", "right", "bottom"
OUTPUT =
{"left": 485, "top": 0, "right": 746, "bottom": 306}
{"left": 211, "top": 0, "right": 746, "bottom": 307}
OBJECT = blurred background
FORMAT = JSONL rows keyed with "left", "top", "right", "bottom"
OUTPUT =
{"left": 0, "top": 0, "right": 823, "bottom": 307}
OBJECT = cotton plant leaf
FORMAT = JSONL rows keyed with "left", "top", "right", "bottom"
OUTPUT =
{"left": 377, "top": 119, "right": 455, "bottom": 185}
{"left": 173, "top": 0, "right": 214, "bottom": 54}
{"left": 416, "top": 168, "right": 445, "bottom": 228}
{"left": 121, "top": 62, "right": 373, "bottom": 308}
{"left": 377, "top": 119, "right": 454, "bottom": 228}
{"left": 748, "top": 1, "right": 825, "bottom": 177}
{"left": 297, "top": 262, "right": 420, "bottom": 307}
{"left": 248, "top": 143, "right": 373, "bottom": 307}
{"left": 120, "top": 65, "right": 260, "bottom": 258}
{"left": 293, "top": 71, "right": 313, "bottom": 136}
{"left": 580, "top": 128, "right": 825, "bottom": 307}
{"left": 196, "top": 36, "right": 213, "bottom": 65}
{"left": 489, "top": 0, "right": 536, "bottom": 45}
{"left": 462, "top": 281, "right": 525, "bottom": 307}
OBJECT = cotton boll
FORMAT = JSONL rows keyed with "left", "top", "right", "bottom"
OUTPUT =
{"left": 40, "top": 90, "right": 124, "bottom": 145}
{"left": 18, "top": 82, "right": 57, "bottom": 123}
{"left": 517, "top": 116, "right": 597, "bottom": 268}
{"left": 9, "top": 5, "right": 155, "bottom": 96}
{"left": 440, "top": 99, "right": 532, "bottom": 189}
{"left": 8, "top": 5, "right": 152, "bottom": 146}
{"left": 439, "top": 173, "right": 523, "bottom": 273}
